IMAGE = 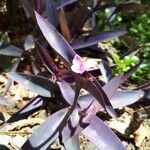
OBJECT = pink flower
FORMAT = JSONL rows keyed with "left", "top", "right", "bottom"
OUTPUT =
{"left": 71, "top": 54, "right": 86, "bottom": 74}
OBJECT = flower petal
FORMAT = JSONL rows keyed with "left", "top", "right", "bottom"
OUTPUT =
{"left": 71, "top": 54, "right": 86, "bottom": 74}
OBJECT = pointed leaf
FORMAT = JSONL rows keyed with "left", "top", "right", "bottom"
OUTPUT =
{"left": 43, "top": 0, "right": 58, "bottom": 27}
{"left": 0, "top": 45, "right": 23, "bottom": 57}
{"left": 35, "top": 42, "right": 59, "bottom": 77}
{"left": 62, "top": 107, "right": 80, "bottom": 142}
{"left": 110, "top": 90, "right": 144, "bottom": 109}
{"left": 62, "top": 103, "right": 97, "bottom": 142}
{"left": 82, "top": 116, "right": 126, "bottom": 150}
{"left": 8, "top": 72, "right": 57, "bottom": 97}
{"left": 61, "top": 76, "right": 82, "bottom": 142}
{"left": 4, "top": 57, "right": 21, "bottom": 95}
{"left": 82, "top": 74, "right": 116, "bottom": 118}
{"left": 123, "top": 61, "right": 142, "bottom": 81}
{"left": 71, "top": 30, "right": 125, "bottom": 50}
{"left": 35, "top": 11, "right": 76, "bottom": 66}
{"left": 103, "top": 74, "right": 123, "bottom": 99}
{"left": 62, "top": 89, "right": 143, "bottom": 143}
{"left": 76, "top": 74, "right": 124, "bottom": 111}
{"left": 64, "top": 136, "right": 80, "bottom": 150}
{"left": 57, "top": 80, "right": 74, "bottom": 105}
{"left": 99, "top": 61, "right": 112, "bottom": 83}
{"left": 22, "top": 108, "right": 68, "bottom": 150}
{"left": 78, "top": 89, "right": 144, "bottom": 111}
{"left": 24, "top": 35, "right": 35, "bottom": 51}
{"left": 6, "top": 96, "right": 43, "bottom": 123}
{"left": 78, "top": 94, "right": 94, "bottom": 110}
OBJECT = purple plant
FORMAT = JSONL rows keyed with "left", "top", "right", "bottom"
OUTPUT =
{"left": 5, "top": 11, "right": 143, "bottom": 150}
{"left": 0, "top": 1, "right": 148, "bottom": 150}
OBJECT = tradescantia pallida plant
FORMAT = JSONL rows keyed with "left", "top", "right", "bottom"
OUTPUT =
{"left": 4, "top": 11, "right": 143, "bottom": 150}
{"left": 0, "top": 0, "right": 148, "bottom": 150}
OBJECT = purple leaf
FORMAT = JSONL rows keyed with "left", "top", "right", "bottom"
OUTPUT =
{"left": 6, "top": 96, "right": 43, "bottom": 123}
{"left": 35, "top": 11, "right": 76, "bottom": 66}
{"left": 31, "top": 62, "right": 40, "bottom": 75}
{"left": 57, "top": 80, "right": 75, "bottom": 105}
{"left": 64, "top": 136, "right": 80, "bottom": 150}
{"left": 62, "top": 108, "right": 80, "bottom": 142}
{"left": 78, "top": 89, "right": 144, "bottom": 111}
{"left": 82, "top": 116, "right": 126, "bottom": 150}
{"left": 22, "top": 108, "right": 68, "bottom": 150}
{"left": 4, "top": 57, "right": 21, "bottom": 95}
{"left": 0, "top": 94, "right": 9, "bottom": 106}
{"left": 103, "top": 74, "right": 123, "bottom": 99}
{"left": 9, "top": 72, "right": 57, "bottom": 97}
{"left": 82, "top": 74, "right": 116, "bottom": 118}
{"left": 71, "top": 30, "right": 125, "bottom": 50}
{"left": 74, "top": 86, "right": 143, "bottom": 144}
{"left": 24, "top": 35, "right": 35, "bottom": 51}
{"left": 62, "top": 75, "right": 74, "bottom": 83}
{"left": 123, "top": 61, "right": 142, "bottom": 81}
{"left": 67, "top": 74, "right": 123, "bottom": 112}
{"left": 0, "top": 45, "right": 23, "bottom": 57}
{"left": 78, "top": 94, "right": 95, "bottom": 110}
{"left": 99, "top": 61, "right": 112, "bottom": 83}
{"left": 72, "top": 75, "right": 82, "bottom": 108}
{"left": 110, "top": 90, "right": 144, "bottom": 109}
{"left": 61, "top": 76, "right": 82, "bottom": 140}
{"left": 62, "top": 83, "right": 143, "bottom": 143}
{"left": 79, "top": 103, "right": 97, "bottom": 123}
{"left": 56, "top": 0, "right": 78, "bottom": 9}
{"left": 62, "top": 103, "right": 97, "bottom": 142}
{"left": 35, "top": 42, "right": 59, "bottom": 77}
{"left": 42, "top": 0, "right": 58, "bottom": 27}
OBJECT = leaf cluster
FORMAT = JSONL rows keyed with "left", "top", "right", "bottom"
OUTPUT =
{"left": 0, "top": 1, "right": 149, "bottom": 150}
